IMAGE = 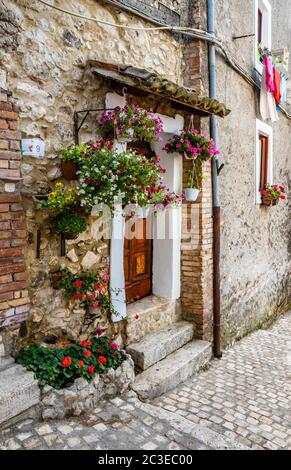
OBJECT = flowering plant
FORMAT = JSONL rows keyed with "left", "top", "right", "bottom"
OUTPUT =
{"left": 37, "top": 182, "right": 79, "bottom": 212}
{"left": 18, "top": 330, "right": 126, "bottom": 389}
{"left": 98, "top": 104, "right": 163, "bottom": 143}
{"left": 77, "top": 146, "right": 181, "bottom": 212}
{"left": 56, "top": 268, "right": 113, "bottom": 313}
{"left": 260, "top": 184, "right": 286, "bottom": 206}
{"left": 58, "top": 144, "right": 92, "bottom": 166}
{"left": 163, "top": 129, "right": 219, "bottom": 161}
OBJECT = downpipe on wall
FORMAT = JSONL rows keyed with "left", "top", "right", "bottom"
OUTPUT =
{"left": 207, "top": 0, "right": 222, "bottom": 358}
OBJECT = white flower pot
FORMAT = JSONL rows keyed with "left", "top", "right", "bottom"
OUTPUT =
{"left": 184, "top": 188, "right": 200, "bottom": 202}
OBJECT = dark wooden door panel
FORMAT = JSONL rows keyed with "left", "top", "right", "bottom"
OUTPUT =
{"left": 124, "top": 217, "right": 152, "bottom": 303}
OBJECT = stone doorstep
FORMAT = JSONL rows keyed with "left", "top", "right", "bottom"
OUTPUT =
{"left": 126, "top": 295, "right": 182, "bottom": 344}
{"left": 132, "top": 340, "right": 212, "bottom": 400}
{"left": 0, "top": 363, "right": 40, "bottom": 428}
{"left": 126, "top": 295, "right": 177, "bottom": 319}
{"left": 126, "top": 321, "right": 194, "bottom": 370}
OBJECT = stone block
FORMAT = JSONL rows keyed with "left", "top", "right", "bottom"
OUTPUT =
{"left": 132, "top": 340, "right": 212, "bottom": 399}
{"left": 0, "top": 364, "right": 40, "bottom": 427}
{"left": 127, "top": 321, "right": 194, "bottom": 370}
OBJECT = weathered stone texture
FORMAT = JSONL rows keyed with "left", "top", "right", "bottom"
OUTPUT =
{"left": 0, "top": 0, "right": 184, "bottom": 346}
{"left": 213, "top": 0, "right": 291, "bottom": 345}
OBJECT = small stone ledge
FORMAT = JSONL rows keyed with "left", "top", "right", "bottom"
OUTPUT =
{"left": 40, "top": 355, "right": 135, "bottom": 420}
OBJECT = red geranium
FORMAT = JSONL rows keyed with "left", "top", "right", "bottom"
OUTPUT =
{"left": 86, "top": 293, "right": 95, "bottom": 300}
{"left": 80, "top": 340, "right": 87, "bottom": 347}
{"left": 73, "top": 280, "right": 83, "bottom": 288}
{"left": 84, "top": 349, "right": 91, "bottom": 357}
{"left": 61, "top": 357, "right": 72, "bottom": 367}
{"left": 94, "top": 283, "right": 104, "bottom": 291}
{"left": 72, "top": 293, "right": 82, "bottom": 299}
{"left": 61, "top": 341, "right": 70, "bottom": 347}
{"left": 87, "top": 365, "right": 95, "bottom": 374}
{"left": 98, "top": 355, "right": 107, "bottom": 364}
{"left": 77, "top": 361, "right": 85, "bottom": 367}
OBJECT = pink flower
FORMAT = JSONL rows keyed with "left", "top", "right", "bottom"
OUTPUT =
{"left": 109, "top": 342, "right": 118, "bottom": 350}
{"left": 102, "top": 274, "right": 110, "bottom": 282}
{"left": 96, "top": 327, "right": 105, "bottom": 335}
{"left": 92, "top": 301, "right": 100, "bottom": 309}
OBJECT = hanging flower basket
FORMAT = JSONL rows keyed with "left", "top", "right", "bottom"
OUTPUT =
{"left": 261, "top": 197, "right": 279, "bottom": 207}
{"left": 61, "top": 160, "right": 78, "bottom": 180}
{"left": 184, "top": 188, "right": 200, "bottom": 202}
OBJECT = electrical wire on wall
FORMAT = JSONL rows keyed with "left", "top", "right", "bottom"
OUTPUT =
{"left": 36, "top": 0, "right": 291, "bottom": 120}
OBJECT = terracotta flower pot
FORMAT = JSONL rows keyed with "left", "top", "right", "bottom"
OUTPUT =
{"left": 61, "top": 160, "right": 78, "bottom": 180}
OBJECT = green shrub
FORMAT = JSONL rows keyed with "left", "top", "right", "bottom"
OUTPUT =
{"left": 53, "top": 211, "right": 87, "bottom": 238}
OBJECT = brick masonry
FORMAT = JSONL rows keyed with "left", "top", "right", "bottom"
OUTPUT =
{"left": 179, "top": 1, "right": 213, "bottom": 341}
{"left": 0, "top": 86, "right": 30, "bottom": 328}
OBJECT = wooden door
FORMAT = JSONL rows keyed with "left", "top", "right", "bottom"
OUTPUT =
{"left": 124, "top": 217, "right": 152, "bottom": 303}
{"left": 124, "top": 141, "right": 154, "bottom": 303}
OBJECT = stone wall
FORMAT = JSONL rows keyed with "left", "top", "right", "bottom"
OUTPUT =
{"left": 0, "top": 0, "right": 185, "bottom": 347}
{"left": 213, "top": 0, "right": 291, "bottom": 345}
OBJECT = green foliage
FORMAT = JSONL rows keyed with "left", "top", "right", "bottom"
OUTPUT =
{"left": 58, "top": 144, "right": 91, "bottom": 165}
{"left": 56, "top": 267, "right": 112, "bottom": 312}
{"left": 186, "top": 162, "right": 205, "bottom": 190}
{"left": 53, "top": 212, "right": 87, "bottom": 238}
{"left": 18, "top": 336, "right": 126, "bottom": 389}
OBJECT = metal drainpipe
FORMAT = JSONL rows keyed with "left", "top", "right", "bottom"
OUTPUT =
{"left": 207, "top": 0, "right": 222, "bottom": 358}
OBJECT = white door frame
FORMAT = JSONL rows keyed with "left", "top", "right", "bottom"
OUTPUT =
{"left": 105, "top": 93, "right": 183, "bottom": 321}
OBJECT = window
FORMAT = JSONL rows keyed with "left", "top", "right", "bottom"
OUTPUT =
{"left": 256, "top": 120, "right": 273, "bottom": 204}
{"left": 255, "top": 0, "right": 272, "bottom": 71}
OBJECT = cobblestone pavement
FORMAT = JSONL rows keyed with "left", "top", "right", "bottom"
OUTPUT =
{"left": 154, "top": 312, "right": 291, "bottom": 450}
{"left": 0, "top": 313, "right": 290, "bottom": 450}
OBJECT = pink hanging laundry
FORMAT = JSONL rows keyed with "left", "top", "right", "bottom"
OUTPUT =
{"left": 263, "top": 55, "right": 275, "bottom": 94}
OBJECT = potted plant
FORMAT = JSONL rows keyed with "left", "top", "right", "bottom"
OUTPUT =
{"left": 98, "top": 104, "right": 163, "bottom": 143}
{"left": 53, "top": 211, "right": 87, "bottom": 239}
{"left": 260, "top": 184, "right": 286, "bottom": 206}
{"left": 58, "top": 144, "right": 90, "bottom": 180}
{"left": 184, "top": 161, "right": 203, "bottom": 202}
{"left": 163, "top": 129, "right": 219, "bottom": 161}
{"left": 37, "top": 182, "right": 87, "bottom": 238}
{"left": 77, "top": 146, "right": 182, "bottom": 213}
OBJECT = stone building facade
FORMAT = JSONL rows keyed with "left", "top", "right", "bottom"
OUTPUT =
{"left": 0, "top": 0, "right": 290, "bottom": 356}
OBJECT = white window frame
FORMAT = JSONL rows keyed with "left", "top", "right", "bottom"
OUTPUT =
{"left": 255, "top": 119, "right": 273, "bottom": 204}
{"left": 254, "top": 0, "right": 272, "bottom": 74}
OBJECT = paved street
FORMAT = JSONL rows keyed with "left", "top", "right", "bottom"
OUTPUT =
{"left": 0, "top": 312, "right": 290, "bottom": 450}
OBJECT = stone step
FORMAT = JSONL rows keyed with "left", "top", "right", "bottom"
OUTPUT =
{"left": 127, "top": 321, "right": 194, "bottom": 370}
{"left": 0, "top": 356, "right": 15, "bottom": 371}
{"left": 132, "top": 340, "right": 212, "bottom": 400}
{"left": 126, "top": 295, "right": 181, "bottom": 344}
{"left": 0, "top": 363, "right": 40, "bottom": 427}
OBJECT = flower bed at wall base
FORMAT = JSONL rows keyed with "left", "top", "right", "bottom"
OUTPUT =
{"left": 17, "top": 331, "right": 126, "bottom": 389}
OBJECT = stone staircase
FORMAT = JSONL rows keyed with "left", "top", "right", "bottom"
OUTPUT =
{"left": 0, "top": 346, "right": 40, "bottom": 429}
{"left": 126, "top": 296, "right": 212, "bottom": 400}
